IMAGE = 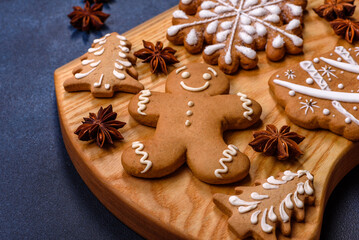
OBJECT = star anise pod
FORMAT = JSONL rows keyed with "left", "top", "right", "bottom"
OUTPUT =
{"left": 75, "top": 105, "right": 126, "bottom": 148}
{"left": 330, "top": 18, "right": 359, "bottom": 43}
{"left": 134, "top": 40, "right": 179, "bottom": 74}
{"left": 313, "top": 0, "right": 356, "bottom": 21}
{"left": 249, "top": 125, "right": 305, "bottom": 161}
{"left": 68, "top": 2, "right": 110, "bottom": 32}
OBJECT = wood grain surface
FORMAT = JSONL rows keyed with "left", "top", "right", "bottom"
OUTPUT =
{"left": 55, "top": 1, "right": 359, "bottom": 239}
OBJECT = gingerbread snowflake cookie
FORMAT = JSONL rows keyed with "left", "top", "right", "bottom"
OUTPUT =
{"left": 269, "top": 46, "right": 359, "bottom": 141}
{"left": 213, "top": 170, "right": 315, "bottom": 239}
{"left": 167, "top": 0, "right": 307, "bottom": 74}
{"left": 121, "top": 63, "right": 262, "bottom": 184}
{"left": 63, "top": 32, "right": 144, "bottom": 97}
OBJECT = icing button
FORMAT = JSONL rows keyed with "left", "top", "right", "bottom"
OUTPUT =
{"left": 188, "top": 101, "right": 194, "bottom": 107}
{"left": 186, "top": 110, "right": 193, "bottom": 116}
{"left": 185, "top": 120, "right": 191, "bottom": 126}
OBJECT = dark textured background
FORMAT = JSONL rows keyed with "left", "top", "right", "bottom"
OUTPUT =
{"left": 0, "top": 0, "right": 358, "bottom": 239}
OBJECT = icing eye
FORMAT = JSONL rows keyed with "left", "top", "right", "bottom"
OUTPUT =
{"left": 181, "top": 71, "right": 191, "bottom": 79}
{"left": 203, "top": 73, "right": 212, "bottom": 80}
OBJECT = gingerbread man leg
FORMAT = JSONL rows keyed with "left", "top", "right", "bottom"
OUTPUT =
{"left": 121, "top": 136, "right": 186, "bottom": 178}
{"left": 186, "top": 138, "right": 250, "bottom": 184}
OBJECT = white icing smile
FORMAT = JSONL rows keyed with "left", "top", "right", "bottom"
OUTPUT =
{"left": 180, "top": 81, "right": 210, "bottom": 92}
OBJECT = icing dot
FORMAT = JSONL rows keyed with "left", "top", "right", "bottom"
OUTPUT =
{"left": 357, "top": 75, "right": 359, "bottom": 80}
{"left": 323, "top": 109, "right": 330, "bottom": 115}
{"left": 186, "top": 110, "right": 193, "bottom": 116}
{"left": 337, "top": 57, "right": 342, "bottom": 61}
{"left": 340, "top": 71, "right": 344, "bottom": 74}
{"left": 330, "top": 53, "right": 333, "bottom": 56}
{"left": 276, "top": 75, "right": 280, "bottom": 78}
{"left": 354, "top": 106, "right": 358, "bottom": 111}
{"left": 306, "top": 78, "right": 314, "bottom": 85}
{"left": 203, "top": 73, "right": 212, "bottom": 80}
{"left": 349, "top": 48, "right": 352, "bottom": 51}
{"left": 289, "top": 90, "right": 296, "bottom": 96}
{"left": 345, "top": 117, "right": 352, "bottom": 124}
{"left": 188, "top": 101, "right": 194, "bottom": 107}
{"left": 185, "top": 120, "right": 191, "bottom": 126}
{"left": 351, "top": 90, "right": 354, "bottom": 93}
{"left": 328, "top": 78, "right": 331, "bottom": 81}
{"left": 313, "top": 58, "right": 319, "bottom": 63}
{"left": 298, "top": 96, "right": 302, "bottom": 100}
{"left": 338, "top": 83, "right": 344, "bottom": 89}
{"left": 332, "top": 114, "right": 336, "bottom": 118}
{"left": 181, "top": 71, "right": 191, "bottom": 79}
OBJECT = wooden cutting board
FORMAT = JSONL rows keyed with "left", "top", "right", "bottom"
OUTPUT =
{"left": 54, "top": 1, "right": 359, "bottom": 239}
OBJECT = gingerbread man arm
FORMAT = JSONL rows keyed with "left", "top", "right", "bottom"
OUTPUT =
{"left": 213, "top": 93, "right": 262, "bottom": 130}
{"left": 128, "top": 90, "right": 166, "bottom": 127}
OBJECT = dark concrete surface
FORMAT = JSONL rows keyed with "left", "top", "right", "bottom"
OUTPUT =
{"left": 0, "top": 0, "right": 357, "bottom": 239}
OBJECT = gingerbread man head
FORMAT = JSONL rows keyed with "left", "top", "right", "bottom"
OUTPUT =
{"left": 165, "top": 63, "right": 229, "bottom": 96}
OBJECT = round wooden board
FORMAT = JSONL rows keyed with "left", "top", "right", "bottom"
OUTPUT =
{"left": 55, "top": 2, "right": 359, "bottom": 240}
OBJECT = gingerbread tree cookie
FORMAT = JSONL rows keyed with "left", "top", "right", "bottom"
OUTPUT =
{"left": 63, "top": 32, "right": 144, "bottom": 98}
{"left": 269, "top": 46, "right": 359, "bottom": 141}
{"left": 167, "top": 0, "right": 307, "bottom": 74}
{"left": 121, "top": 63, "right": 262, "bottom": 184}
{"left": 213, "top": 170, "right": 315, "bottom": 239}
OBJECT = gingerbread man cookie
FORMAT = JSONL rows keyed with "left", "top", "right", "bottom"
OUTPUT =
{"left": 63, "top": 32, "right": 144, "bottom": 98}
{"left": 269, "top": 45, "right": 359, "bottom": 141}
{"left": 121, "top": 63, "right": 262, "bottom": 184}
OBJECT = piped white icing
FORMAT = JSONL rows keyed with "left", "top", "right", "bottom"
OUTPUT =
{"left": 272, "top": 35, "right": 284, "bottom": 48}
{"left": 113, "top": 69, "right": 126, "bottom": 80}
{"left": 180, "top": 81, "right": 210, "bottom": 92}
{"left": 137, "top": 90, "right": 151, "bottom": 115}
{"left": 214, "top": 145, "right": 239, "bottom": 178}
{"left": 268, "top": 206, "right": 277, "bottom": 222}
{"left": 75, "top": 68, "right": 96, "bottom": 79}
{"left": 286, "top": 3, "right": 303, "bottom": 16}
{"left": 286, "top": 19, "right": 301, "bottom": 31}
{"left": 236, "top": 46, "right": 256, "bottom": 59}
{"left": 251, "top": 192, "right": 269, "bottom": 200}
{"left": 261, "top": 208, "right": 273, "bottom": 233}
{"left": 204, "top": 43, "right": 225, "bottom": 55}
{"left": 186, "top": 29, "right": 198, "bottom": 45}
{"left": 262, "top": 183, "right": 279, "bottom": 189}
{"left": 251, "top": 210, "right": 261, "bottom": 224}
{"left": 267, "top": 176, "right": 286, "bottom": 185}
{"left": 93, "top": 74, "right": 104, "bottom": 88}
{"left": 132, "top": 141, "right": 152, "bottom": 173}
{"left": 173, "top": 10, "right": 189, "bottom": 19}
{"left": 237, "top": 92, "right": 253, "bottom": 120}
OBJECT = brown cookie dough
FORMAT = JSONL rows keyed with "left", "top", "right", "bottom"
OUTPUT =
{"left": 121, "top": 63, "right": 262, "bottom": 184}
{"left": 167, "top": 0, "right": 307, "bottom": 74}
{"left": 63, "top": 32, "right": 144, "bottom": 98}
{"left": 213, "top": 170, "right": 315, "bottom": 239}
{"left": 269, "top": 45, "right": 359, "bottom": 141}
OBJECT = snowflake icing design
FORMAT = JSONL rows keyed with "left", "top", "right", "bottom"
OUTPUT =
{"left": 284, "top": 69, "right": 295, "bottom": 79}
{"left": 167, "top": 0, "right": 306, "bottom": 74}
{"left": 318, "top": 65, "right": 337, "bottom": 78}
{"left": 300, "top": 99, "right": 319, "bottom": 115}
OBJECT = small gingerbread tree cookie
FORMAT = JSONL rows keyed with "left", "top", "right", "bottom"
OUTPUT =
{"left": 167, "top": 0, "right": 307, "bottom": 74}
{"left": 121, "top": 63, "right": 262, "bottom": 184}
{"left": 213, "top": 170, "right": 315, "bottom": 239}
{"left": 63, "top": 32, "right": 144, "bottom": 98}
